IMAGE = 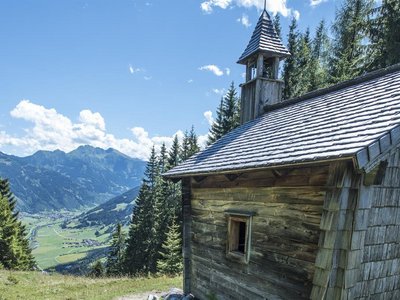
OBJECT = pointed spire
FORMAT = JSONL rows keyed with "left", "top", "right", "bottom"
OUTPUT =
{"left": 237, "top": 9, "right": 290, "bottom": 65}
{"left": 264, "top": 0, "right": 267, "bottom": 11}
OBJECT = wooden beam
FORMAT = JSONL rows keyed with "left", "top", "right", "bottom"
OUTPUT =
{"left": 182, "top": 178, "right": 192, "bottom": 294}
{"left": 224, "top": 173, "right": 241, "bottom": 182}
{"left": 193, "top": 176, "right": 207, "bottom": 183}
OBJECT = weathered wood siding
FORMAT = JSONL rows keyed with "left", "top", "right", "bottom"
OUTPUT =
{"left": 311, "top": 161, "right": 362, "bottom": 299}
{"left": 188, "top": 166, "right": 329, "bottom": 300}
{"left": 353, "top": 147, "right": 400, "bottom": 299}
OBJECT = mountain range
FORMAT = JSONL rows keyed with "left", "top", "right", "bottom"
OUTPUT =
{"left": 0, "top": 146, "right": 146, "bottom": 213}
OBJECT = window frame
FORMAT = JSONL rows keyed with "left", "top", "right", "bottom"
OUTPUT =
{"left": 225, "top": 210, "right": 254, "bottom": 264}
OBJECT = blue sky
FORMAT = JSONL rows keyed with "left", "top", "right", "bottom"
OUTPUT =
{"left": 0, "top": 0, "right": 340, "bottom": 160}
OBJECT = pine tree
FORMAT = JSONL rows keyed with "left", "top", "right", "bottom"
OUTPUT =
{"left": 207, "top": 83, "right": 240, "bottom": 144}
{"left": 157, "top": 219, "right": 183, "bottom": 276}
{"left": 106, "top": 223, "right": 125, "bottom": 276}
{"left": 283, "top": 17, "right": 300, "bottom": 99}
{"left": 329, "top": 0, "right": 374, "bottom": 83}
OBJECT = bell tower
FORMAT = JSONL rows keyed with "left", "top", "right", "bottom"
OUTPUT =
{"left": 237, "top": 6, "right": 290, "bottom": 124}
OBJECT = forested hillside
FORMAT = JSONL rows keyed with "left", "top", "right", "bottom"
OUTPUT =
{"left": 75, "top": 186, "right": 140, "bottom": 227}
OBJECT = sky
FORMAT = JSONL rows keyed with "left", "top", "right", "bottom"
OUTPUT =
{"left": 0, "top": 0, "right": 341, "bottom": 160}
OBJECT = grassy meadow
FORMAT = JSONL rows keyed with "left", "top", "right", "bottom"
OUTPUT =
{"left": 0, "top": 270, "right": 182, "bottom": 300}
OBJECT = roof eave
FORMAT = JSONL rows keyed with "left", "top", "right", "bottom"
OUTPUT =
{"left": 355, "top": 125, "right": 400, "bottom": 172}
{"left": 163, "top": 156, "right": 355, "bottom": 179}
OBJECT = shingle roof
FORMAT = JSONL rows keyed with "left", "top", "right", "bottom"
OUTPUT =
{"left": 237, "top": 10, "right": 290, "bottom": 65}
{"left": 165, "top": 65, "right": 400, "bottom": 178}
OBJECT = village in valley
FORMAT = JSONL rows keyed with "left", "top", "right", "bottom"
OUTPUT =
{"left": 0, "top": 0, "right": 400, "bottom": 299}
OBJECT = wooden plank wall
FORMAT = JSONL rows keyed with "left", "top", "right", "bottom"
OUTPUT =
{"left": 353, "top": 147, "right": 400, "bottom": 299}
{"left": 188, "top": 165, "right": 329, "bottom": 300}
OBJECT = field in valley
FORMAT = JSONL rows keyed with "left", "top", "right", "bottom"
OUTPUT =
{"left": 23, "top": 212, "right": 111, "bottom": 272}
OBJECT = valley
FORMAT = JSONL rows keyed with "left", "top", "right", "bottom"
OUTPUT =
{"left": 23, "top": 210, "right": 116, "bottom": 273}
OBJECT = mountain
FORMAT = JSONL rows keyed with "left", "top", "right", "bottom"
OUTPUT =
{"left": 74, "top": 186, "right": 140, "bottom": 227}
{"left": 0, "top": 146, "right": 146, "bottom": 213}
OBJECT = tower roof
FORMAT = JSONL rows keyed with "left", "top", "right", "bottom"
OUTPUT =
{"left": 237, "top": 10, "right": 290, "bottom": 65}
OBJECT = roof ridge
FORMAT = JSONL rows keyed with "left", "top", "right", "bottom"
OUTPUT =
{"left": 264, "top": 63, "right": 400, "bottom": 113}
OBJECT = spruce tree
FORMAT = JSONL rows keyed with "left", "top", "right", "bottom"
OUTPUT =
{"left": 329, "top": 0, "right": 374, "bottom": 83}
{"left": 167, "top": 135, "right": 181, "bottom": 170}
{"left": 294, "top": 29, "right": 313, "bottom": 96}
{"left": 181, "top": 130, "right": 190, "bottom": 161}
{"left": 221, "top": 82, "right": 240, "bottom": 133}
{"left": 0, "top": 193, "right": 17, "bottom": 269}
{"left": 156, "top": 219, "right": 183, "bottom": 276}
{"left": 124, "top": 148, "right": 160, "bottom": 274}
{"left": 207, "top": 83, "right": 240, "bottom": 144}
{"left": 207, "top": 98, "right": 224, "bottom": 145}
{"left": 166, "top": 137, "right": 183, "bottom": 225}
{"left": 309, "top": 20, "right": 330, "bottom": 91}
{"left": 273, "top": 14, "right": 282, "bottom": 39}
{"left": 0, "top": 178, "right": 35, "bottom": 270}
{"left": 106, "top": 223, "right": 125, "bottom": 276}
{"left": 283, "top": 17, "right": 299, "bottom": 99}
{"left": 367, "top": 0, "right": 400, "bottom": 70}
{"left": 188, "top": 126, "right": 200, "bottom": 158}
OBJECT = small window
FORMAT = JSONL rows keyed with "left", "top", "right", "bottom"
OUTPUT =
{"left": 225, "top": 211, "right": 254, "bottom": 264}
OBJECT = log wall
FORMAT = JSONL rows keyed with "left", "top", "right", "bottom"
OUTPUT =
{"left": 188, "top": 165, "right": 329, "bottom": 299}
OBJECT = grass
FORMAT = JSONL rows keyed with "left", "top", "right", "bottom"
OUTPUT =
{"left": 0, "top": 270, "right": 182, "bottom": 300}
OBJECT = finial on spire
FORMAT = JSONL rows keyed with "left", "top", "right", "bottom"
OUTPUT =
{"left": 263, "top": 0, "right": 267, "bottom": 11}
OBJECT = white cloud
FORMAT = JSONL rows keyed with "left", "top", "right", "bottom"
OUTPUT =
{"left": 204, "top": 111, "right": 214, "bottom": 126}
{"left": 201, "top": 0, "right": 294, "bottom": 18}
{"left": 201, "top": 0, "right": 231, "bottom": 13}
{"left": 199, "top": 65, "right": 225, "bottom": 76}
{"left": 129, "top": 64, "right": 143, "bottom": 74}
{"left": 237, "top": 14, "right": 251, "bottom": 27}
{"left": 212, "top": 88, "right": 226, "bottom": 95}
{"left": 292, "top": 10, "right": 300, "bottom": 20}
{"left": 310, "top": 0, "right": 327, "bottom": 6}
{"left": 144, "top": 76, "right": 152, "bottom": 80}
{"left": 187, "top": 79, "right": 194, "bottom": 83}
{"left": 198, "top": 134, "right": 209, "bottom": 149}
{"left": 2, "top": 100, "right": 208, "bottom": 160}
{"left": 225, "top": 68, "right": 231, "bottom": 76}
{"left": 79, "top": 110, "right": 106, "bottom": 131}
